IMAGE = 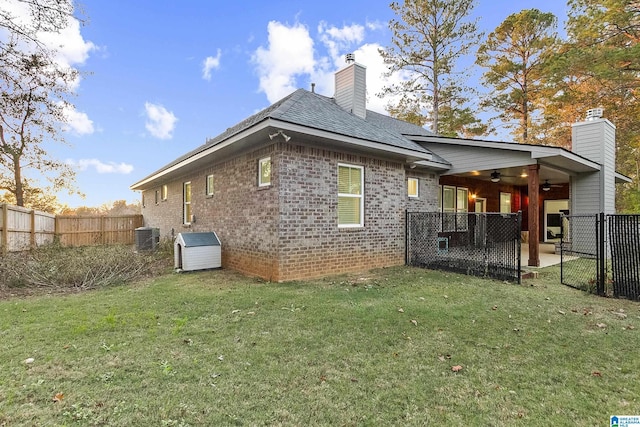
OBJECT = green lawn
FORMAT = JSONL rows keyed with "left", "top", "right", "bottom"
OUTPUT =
{"left": 1, "top": 265, "right": 638, "bottom": 426}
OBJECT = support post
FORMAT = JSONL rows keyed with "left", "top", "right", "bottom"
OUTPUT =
{"left": 1, "top": 204, "right": 7, "bottom": 255}
{"left": 30, "top": 209, "right": 36, "bottom": 249}
{"left": 598, "top": 212, "right": 606, "bottom": 296}
{"left": 527, "top": 164, "right": 540, "bottom": 267}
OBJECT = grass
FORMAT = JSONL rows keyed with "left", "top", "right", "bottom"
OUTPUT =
{"left": 1, "top": 265, "right": 639, "bottom": 426}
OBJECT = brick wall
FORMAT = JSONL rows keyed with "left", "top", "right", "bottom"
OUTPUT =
{"left": 276, "top": 143, "right": 440, "bottom": 281}
{"left": 407, "top": 170, "right": 440, "bottom": 212}
{"left": 141, "top": 140, "right": 441, "bottom": 281}
{"left": 141, "top": 143, "right": 280, "bottom": 279}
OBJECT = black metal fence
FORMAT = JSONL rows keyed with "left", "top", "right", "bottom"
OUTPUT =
{"left": 406, "top": 212, "right": 522, "bottom": 283}
{"left": 561, "top": 213, "right": 640, "bottom": 300}
{"left": 609, "top": 215, "right": 640, "bottom": 300}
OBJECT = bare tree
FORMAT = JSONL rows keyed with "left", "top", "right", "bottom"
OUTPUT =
{"left": 0, "top": 0, "right": 84, "bottom": 207}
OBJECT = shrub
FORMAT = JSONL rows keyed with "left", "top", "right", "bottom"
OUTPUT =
{"left": 0, "top": 243, "right": 171, "bottom": 292}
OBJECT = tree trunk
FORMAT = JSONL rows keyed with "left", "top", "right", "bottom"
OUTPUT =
{"left": 13, "top": 153, "right": 24, "bottom": 207}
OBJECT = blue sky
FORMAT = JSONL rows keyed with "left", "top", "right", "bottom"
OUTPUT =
{"left": 6, "top": 0, "right": 569, "bottom": 208}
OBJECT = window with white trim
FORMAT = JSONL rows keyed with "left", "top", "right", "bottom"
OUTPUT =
{"left": 161, "top": 184, "right": 168, "bottom": 201}
{"left": 440, "top": 185, "right": 469, "bottom": 230}
{"left": 155, "top": 190, "right": 160, "bottom": 205}
{"left": 183, "top": 181, "right": 192, "bottom": 224}
{"left": 338, "top": 163, "right": 364, "bottom": 227}
{"left": 456, "top": 187, "right": 469, "bottom": 229}
{"left": 500, "top": 192, "right": 512, "bottom": 213}
{"left": 407, "top": 177, "right": 419, "bottom": 198}
{"left": 206, "top": 174, "right": 214, "bottom": 196}
{"left": 258, "top": 157, "right": 271, "bottom": 187}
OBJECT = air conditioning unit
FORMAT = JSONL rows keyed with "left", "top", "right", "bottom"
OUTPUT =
{"left": 135, "top": 227, "right": 160, "bottom": 251}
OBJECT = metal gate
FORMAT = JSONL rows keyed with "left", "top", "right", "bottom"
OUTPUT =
{"left": 406, "top": 212, "right": 522, "bottom": 283}
{"left": 560, "top": 213, "right": 640, "bottom": 300}
{"left": 609, "top": 215, "right": 640, "bottom": 299}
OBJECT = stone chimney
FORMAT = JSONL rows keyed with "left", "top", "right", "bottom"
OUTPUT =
{"left": 571, "top": 108, "right": 616, "bottom": 214}
{"left": 334, "top": 53, "right": 367, "bottom": 119}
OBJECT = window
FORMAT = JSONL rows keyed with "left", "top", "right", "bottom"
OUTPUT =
{"left": 183, "top": 182, "right": 192, "bottom": 224}
{"left": 258, "top": 157, "right": 271, "bottom": 187}
{"left": 500, "top": 192, "right": 512, "bottom": 213}
{"left": 338, "top": 163, "right": 364, "bottom": 227}
{"left": 155, "top": 190, "right": 160, "bottom": 205}
{"left": 440, "top": 185, "right": 469, "bottom": 230}
{"left": 206, "top": 174, "right": 214, "bottom": 196}
{"left": 161, "top": 184, "right": 168, "bottom": 201}
{"left": 442, "top": 186, "right": 456, "bottom": 213}
{"left": 456, "top": 188, "right": 469, "bottom": 213}
{"left": 456, "top": 187, "right": 469, "bottom": 229}
{"left": 407, "top": 178, "right": 419, "bottom": 198}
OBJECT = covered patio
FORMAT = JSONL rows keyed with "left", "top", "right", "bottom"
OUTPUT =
{"left": 412, "top": 115, "right": 631, "bottom": 268}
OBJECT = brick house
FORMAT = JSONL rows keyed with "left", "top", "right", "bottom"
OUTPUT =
{"left": 131, "top": 58, "right": 630, "bottom": 280}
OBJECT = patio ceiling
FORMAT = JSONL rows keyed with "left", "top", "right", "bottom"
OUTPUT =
{"left": 456, "top": 165, "right": 573, "bottom": 186}
{"left": 411, "top": 135, "right": 602, "bottom": 186}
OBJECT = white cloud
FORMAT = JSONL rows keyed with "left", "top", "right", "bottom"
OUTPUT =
{"left": 62, "top": 105, "right": 94, "bottom": 135}
{"left": 350, "top": 43, "right": 403, "bottom": 114}
{"left": 144, "top": 102, "right": 178, "bottom": 140}
{"left": 365, "top": 20, "right": 386, "bottom": 32}
{"left": 2, "top": 0, "right": 96, "bottom": 89}
{"left": 68, "top": 159, "right": 134, "bottom": 174}
{"left": 318, "top": 21, "right": 365, "bottom": 59}
{"left": 202, "top": 49, "right": 222, "bottom": 80}
{"left": 252, "top": 21, "right": 316, "bottom": 103}
{"left": 250, "top": 19, "right": 409, "bottom": 117}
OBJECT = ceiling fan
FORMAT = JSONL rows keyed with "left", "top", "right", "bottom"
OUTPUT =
{"left": 541, "top": 179, "right": 563, "bottom": 191}
{"left": 489, "top": 170, "right": 522, "bottom": 183}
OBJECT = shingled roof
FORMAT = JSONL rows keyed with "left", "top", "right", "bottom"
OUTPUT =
{"left": 131, "top": 88, "right": 449, "bottom": 189}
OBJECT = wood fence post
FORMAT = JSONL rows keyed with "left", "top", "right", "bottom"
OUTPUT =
{"left": 101, "top": 216, "right": 105, "bottom": 244}
{"left": 30, "top": 209, "right": 36, "bottom": 249}
{"left": 54, "top": 215, "right": 60, "bottom": 245}
{"left": 1, "top": 203, "right": 7, "bottom": 255}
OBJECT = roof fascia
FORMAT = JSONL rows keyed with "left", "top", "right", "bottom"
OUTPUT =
{"left": 413, "top": 135, "right": 600, "bottom": 171}
{"left": 271, "top": 119, "right": 434, "bottom": 161}
{"left": 615, "top": 172, "right": 633, "bottom": 184}
{"left": 130, "top": 119, "right": 274, "bottom": 190}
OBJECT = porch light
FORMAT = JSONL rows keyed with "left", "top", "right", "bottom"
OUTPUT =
{"left": 490, "top": 170, "right": 501, "bottom": 183}
{"left": 542, "top": 180, "right": 551, "bottom": 192}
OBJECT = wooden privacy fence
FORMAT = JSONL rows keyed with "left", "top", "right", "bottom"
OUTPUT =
{"left": 0, "top": 203, "right": 143, "bottom": 254}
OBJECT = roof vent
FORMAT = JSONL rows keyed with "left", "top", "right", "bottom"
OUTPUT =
{"left": 585, "top": 108, "right": 603, "bottom": 121}
{"left": 345, "top": 53, "right": 355, "bottom": 64}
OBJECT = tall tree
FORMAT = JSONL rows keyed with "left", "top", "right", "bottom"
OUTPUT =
{"left": 543, "top": 0, "right": 639, "bottom": 210}
{"left": 0, "top": 0, "right": 83, "bottom": 207}
{"left": 379, "top": 0, "right": 484, "bottom": 136}
{"left": 476, "top": 9, "right": 558, "bottom": 144}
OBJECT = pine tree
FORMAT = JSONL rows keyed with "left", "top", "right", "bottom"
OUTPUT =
{"left": 379, "top": 0, "right": 484, "bottom": 136}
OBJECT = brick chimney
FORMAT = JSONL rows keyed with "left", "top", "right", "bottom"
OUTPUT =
{"left": 334, "top": 53, "right": 366, "bottom": 119}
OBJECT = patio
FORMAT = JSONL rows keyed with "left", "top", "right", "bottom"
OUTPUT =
{"left": 521, "top": 243, "right": 573, "bottom": 268}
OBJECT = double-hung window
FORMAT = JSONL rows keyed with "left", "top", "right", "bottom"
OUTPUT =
{"left": 338, "top": 163, "right": 364, "bottom": 227}
{"left": 183, "top": 181, "right": 192, "bottom": 224}
{"left": 500, "top": 192, "right": 512, "bottom": 213}
{"left": 161, "top": 184, "right": 168, "bottom": 201}
{"left": 407, "top": 178, "right": 419, "bottom": 198}
{"left": 258, "top": 157, "right": 271, "bottom": 187}
{"left": 441, "top": 185, "right": 469, "bottom": 231}
{"left": 206, "top": 174, "right": 214, "bottom": 196}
